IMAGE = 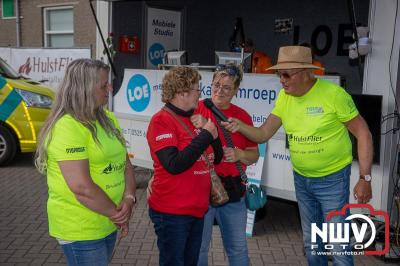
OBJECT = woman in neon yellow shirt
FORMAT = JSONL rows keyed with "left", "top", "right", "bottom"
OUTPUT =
{"left": 35, "top": 59, "right": 136, "bottom": 266}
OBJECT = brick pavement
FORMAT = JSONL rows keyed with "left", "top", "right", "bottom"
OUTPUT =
{"left": 0, "top": 153, "right": 397, "bottom": 265}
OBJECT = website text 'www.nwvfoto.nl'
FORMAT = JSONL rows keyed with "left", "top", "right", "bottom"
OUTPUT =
{"left": 312, "top": 250, "right": 364, "bottom": 256}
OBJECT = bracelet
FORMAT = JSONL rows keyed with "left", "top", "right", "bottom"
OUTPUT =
{"left": 124, "top": 194, "right": 137, "bottom": 204}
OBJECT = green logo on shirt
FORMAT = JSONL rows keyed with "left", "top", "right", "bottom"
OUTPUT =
{"left": 287, "top": 134, "right": 322, "bottom": 144}
{"left": 305, "top": 106, "right": 324, "bottom": 115}
{"left": 65, "top": 147, "right": 85, "bottom": 153}
{"left": 102, "top": 162, "right": 125, "bottom": 174}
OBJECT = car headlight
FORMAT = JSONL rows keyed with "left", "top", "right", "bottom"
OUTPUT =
{"left": 15, "top": 88, "right": 53, "bottom": 108}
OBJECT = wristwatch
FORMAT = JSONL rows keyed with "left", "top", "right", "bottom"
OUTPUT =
{"left": 124, "top": 194, "right": 137, "bottom": 204}
{"left": 360, "top": 174, "right": 372, "bottom": 182}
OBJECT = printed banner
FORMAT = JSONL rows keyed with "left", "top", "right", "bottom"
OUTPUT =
{"left": 114, "top": 69, "right": 339, "bottom": 172}
{"left": 114, "top": 70, "right": 341, "bottom": 234}
{"left": 0, "top": 47, "right": 90, "bottom": 90}
{"left": 146, "top": 7, "right": 181, "bottom": 69}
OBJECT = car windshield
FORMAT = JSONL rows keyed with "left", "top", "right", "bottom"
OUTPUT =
{"left": 0, "top": 58, "right": 21, "bottom": 79}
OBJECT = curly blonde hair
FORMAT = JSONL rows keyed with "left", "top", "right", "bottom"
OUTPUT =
{"left": 161, "top": 66, "right": 201, "bottom": 103}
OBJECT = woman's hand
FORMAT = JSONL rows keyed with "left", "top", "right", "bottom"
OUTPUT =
{"left": 223, "top": 147, "right": 241, "bottom": 163}
{"left": 119, "top": 222, "right": 129, "bottom": 239}
{"left": 190, "top": 114, "right": 207, "bottom": 128}
{"left": 147, "top": 175, "right": 154, "bottom": 200}
{"left": 109, "top": 197, "right": 135, "bottom": 224}
{"left": 202, "top": 118, "right": 218, "bottom": 139}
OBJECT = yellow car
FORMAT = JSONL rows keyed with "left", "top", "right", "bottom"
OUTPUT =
{"left": 0, "top": 58, "right": 54, "bottom": 165}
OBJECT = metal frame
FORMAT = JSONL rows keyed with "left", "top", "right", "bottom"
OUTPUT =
{"left": 43, "top": 5, "right": 74, "bottom": 48}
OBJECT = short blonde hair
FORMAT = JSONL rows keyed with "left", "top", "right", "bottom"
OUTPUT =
{"left": 161, "top": 66, "right": 201, "bottom": 103}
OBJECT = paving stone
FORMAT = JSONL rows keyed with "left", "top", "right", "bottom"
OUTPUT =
{"left": 0, "top": 153, "right": 397, "bottom": 265}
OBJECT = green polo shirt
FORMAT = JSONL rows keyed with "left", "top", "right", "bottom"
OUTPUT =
{"left": 46, "top": 111, "right": 126, "bottom": 240}
{"left": 272, "top": 78, "right": 358, "bottom": 177}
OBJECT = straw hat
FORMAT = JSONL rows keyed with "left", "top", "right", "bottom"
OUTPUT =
{"left": 267, "top": 46, "right": 324, "bottom": 71}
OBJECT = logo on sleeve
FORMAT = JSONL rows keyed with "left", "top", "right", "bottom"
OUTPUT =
{"left": 155, "top": 133, "right": 172, "bottom": 141}
{"left": 65, "top": 147, "right": 85, "bottom": 154}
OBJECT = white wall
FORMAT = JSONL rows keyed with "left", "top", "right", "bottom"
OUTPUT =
{"left": 364, "top": 0, "right": 400, "bottom": 211}
{"left": 95, "top": 1, "right": 110, "bottom": 61}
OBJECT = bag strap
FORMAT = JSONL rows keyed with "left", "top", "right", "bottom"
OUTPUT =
{"left": 214, "top": 115, "right": 248, "bottom": 184}
{"left": 162, "top": 106, "right": 214, "bottom": 170}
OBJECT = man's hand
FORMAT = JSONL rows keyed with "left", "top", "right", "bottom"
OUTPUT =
{"left": 190, "top": 114, "right": 207, "bottom": 128}
{"left": 353, "top": 179, "right": 372, "bottom": 204}
{"left": 221, "top": 118, "right": 242, "bottom": 133}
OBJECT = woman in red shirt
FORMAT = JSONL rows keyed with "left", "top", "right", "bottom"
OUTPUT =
{"left": 147, "top": 66, "right": 223, "bottom": 266}
{"left": 194, "top": 64, "right": 260, "bottom": 266}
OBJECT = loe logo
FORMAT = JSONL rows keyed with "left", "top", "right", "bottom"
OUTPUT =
{"left": 311, "top": 204, "right": 389, "bottom": 256}
{"left": 148, "top": 43, "right": 165, "bottom": 66}
{"left": 126, "top": 74, "right": 151, "bottom": 112}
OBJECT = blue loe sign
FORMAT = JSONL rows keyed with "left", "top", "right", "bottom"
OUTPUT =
{"left": 126, "top": 74, "right": 151, "bottom": 112}
{"left": 148, "top": 43, "right": 165, "bottom": 66}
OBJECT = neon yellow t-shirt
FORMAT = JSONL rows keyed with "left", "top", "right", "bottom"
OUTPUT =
{"left": 46, "top": 111, "right": 126, "bottom": 240}
{"left": 271, "top": 79, "right": 358, "bottom": 177}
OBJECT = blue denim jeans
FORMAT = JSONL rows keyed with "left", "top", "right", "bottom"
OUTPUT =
{"left": 198, "top": 197, "right": 249, "bottom": 266}
{"left": 61, "top": 231, "right": 117, "bottom": 266}
{"left": 149, "top": 208, "right": 204, "bottom": 266}
{"left": 294, "top": 164, "right": 354, "bottom": 266}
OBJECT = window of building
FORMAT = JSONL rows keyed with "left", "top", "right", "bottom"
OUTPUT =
{"left": 43, "top": 6, "right": 74, "bottom": 47}
{"left": 2, "top": 0, "right": 15, "bottom": 18}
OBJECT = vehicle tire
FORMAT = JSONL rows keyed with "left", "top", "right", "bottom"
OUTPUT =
{"left": 0, "top": 125, "right": 17, "bottom": 166}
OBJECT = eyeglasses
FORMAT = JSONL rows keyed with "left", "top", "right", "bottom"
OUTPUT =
{"left": 212, "top": 82, "right": 233, "bottom": 93}
{"left": 276, "top": 69, "right": 305, "bottom": 79}
{"left": 215, "top": 64, "right": 242, "bottom": 82}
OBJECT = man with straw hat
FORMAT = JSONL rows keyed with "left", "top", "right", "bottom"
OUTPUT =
{"left": 222, "top": 46, "right": 373, "bottom": 266}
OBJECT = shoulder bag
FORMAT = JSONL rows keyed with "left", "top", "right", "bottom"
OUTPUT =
{"left": 163, "top": 107, "right": 229, "bottom": 206}
{"left": 214, "top": 115, "right": 267, "bottom": 211}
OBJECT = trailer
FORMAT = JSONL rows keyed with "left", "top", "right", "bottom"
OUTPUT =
{"left": 95, "top": 0, "right": 399, "bottom": 216}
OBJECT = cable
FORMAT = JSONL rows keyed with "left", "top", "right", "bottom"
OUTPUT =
{"left": 388, "top": 133, "right": 400, "bottom": 225}
{"left": 382, "top": 128, "right": 400, "bottom": 135}
{"left": 388, "top": 0, "right": 399, "bottom": 112}
{"left": 347, "top": 0, "right": 363, "bottom": 81}
{"left": 396, "top": 198, "right": 400, "bottom": 246}
{"left": 382, "top": 112, "right": 399, "bottom": 121}
{"left": 387, "top": 132, "right": 400, "bottom": 258}
{"left": 381, "top": 116, "right": 399, "bottom": 126}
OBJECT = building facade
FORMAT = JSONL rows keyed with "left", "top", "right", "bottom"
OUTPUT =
{"left": 0, "top": 0, "right": 105, "bottom": 57}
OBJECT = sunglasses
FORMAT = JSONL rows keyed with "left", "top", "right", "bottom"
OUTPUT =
{"left": 276, "top": 69, "right": 305, "bottom": 79}
{"left": 215, "top": 64, "right": 242, "bottom": 81}
{"left": 212, "top": 82, "right": 233, "bottom": 93}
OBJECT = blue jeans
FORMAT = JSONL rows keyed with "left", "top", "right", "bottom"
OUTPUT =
{"left": 294, "top": 164, "right": 354, "bottom": 266}
{"left": 61, "top": 231, "right": 117, "bottom": 266}
{"left": 198, "top": 197, "right": 249, "bottom": 266}
{"left": 149, "top": 208, "right": 204, "bottom": 266}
